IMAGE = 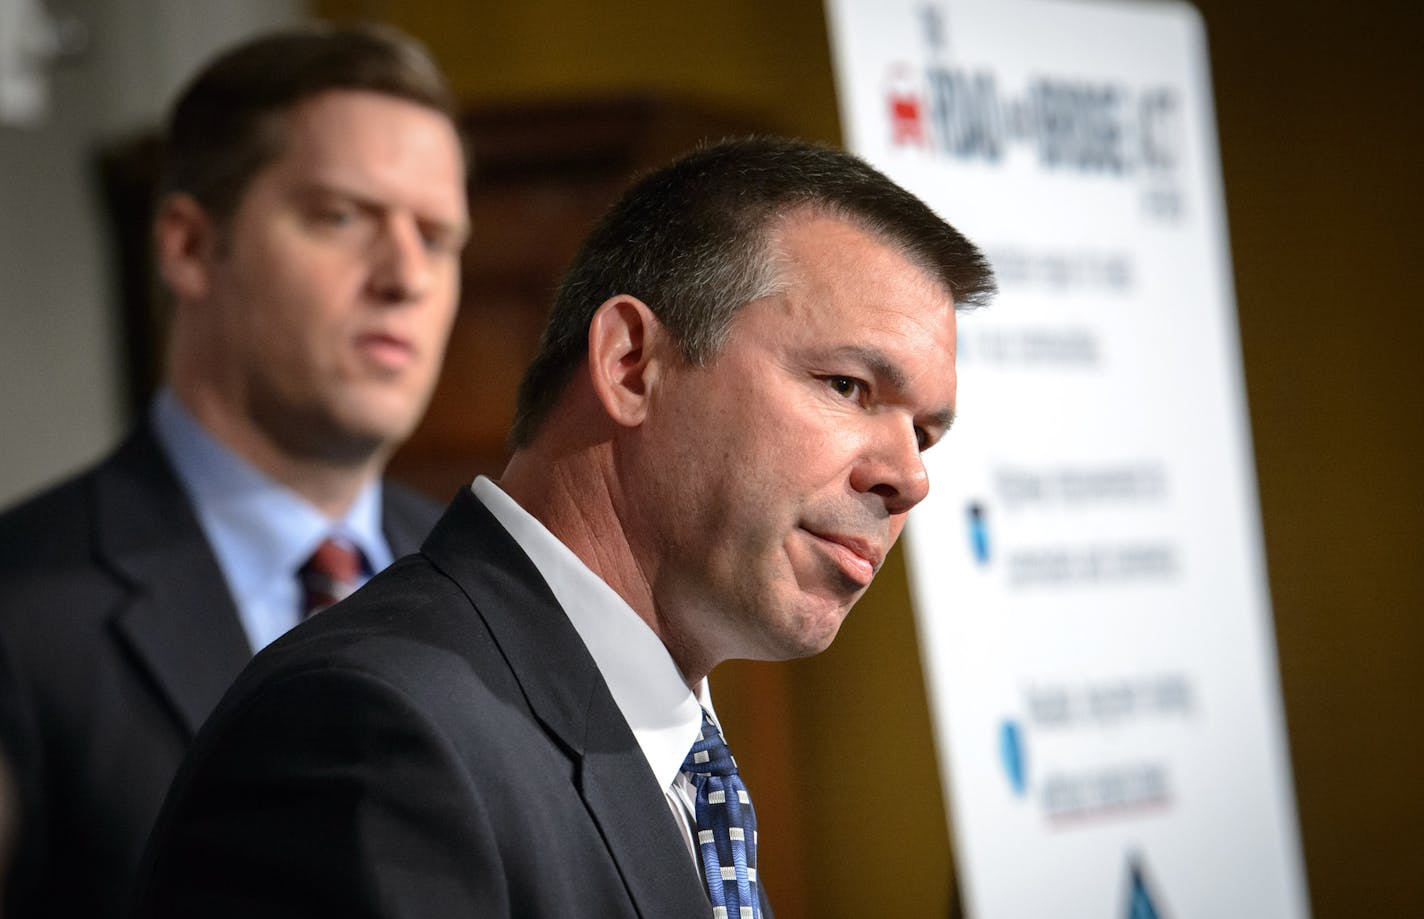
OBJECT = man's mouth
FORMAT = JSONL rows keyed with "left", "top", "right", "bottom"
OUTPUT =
{"left": 354, "top": 331, "right": 416, "bottom": 371}
{"left": 802, "top": 528, "right": 884, "bottom": 587}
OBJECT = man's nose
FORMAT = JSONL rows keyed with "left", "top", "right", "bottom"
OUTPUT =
{"left": 849, "top": 417, "right": 930, "bottom": 514}
{"left": 368, "top": 215, "right": 432, "bottom": 304}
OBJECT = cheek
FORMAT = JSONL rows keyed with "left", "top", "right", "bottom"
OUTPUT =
{"left": 228, "top": 250, "right": 329, "bottom": 335}
{"left": 262, "top": 232, "right": 362, "bottom": 312}
{"left": 779, "top": 405, "right": 865, "bottom": 476}
{"left": 421, "top": 298, "right": 461, "bottom": 365}
{"left": 712, "top": 398, "right": 861, "bottom": 519}
{"left": 250, "top": 294, "right": 326, "bottom": 365}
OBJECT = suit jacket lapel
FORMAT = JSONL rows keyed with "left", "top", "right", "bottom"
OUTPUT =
{"left": 99, "top": 428, "right": 253, "bottom": 737}
{"left": 96, "top": 432, "right": 437, "bottom": 740}
{"left": 422, "top": 490, "right": 712, "bottom": 919}
{"left": 578, "top": 688, "right": 717, "bottom": 918}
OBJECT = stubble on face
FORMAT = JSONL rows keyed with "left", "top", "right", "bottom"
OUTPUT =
{"left": 624, "top": 211, "right": 958, "bottom": 680}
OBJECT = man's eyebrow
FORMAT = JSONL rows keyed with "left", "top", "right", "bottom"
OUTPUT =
{"left": 293, "top": 179, "right": 366, "bottom": 202}
{"left": 927, "top": 405, "right": 956, "bottom": 431}
{"left": 295, "top": 180, "right": 469, "bottom": 237}
{"left": 835, "top": 345, "right": 956, "bottom": 430}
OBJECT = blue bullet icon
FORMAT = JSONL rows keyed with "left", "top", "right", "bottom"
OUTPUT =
{"left": 999, "top": 719, "right": 1026, "bottom": 796}
{"left": 967, "top": 501, "right": 990, "bottom": 564}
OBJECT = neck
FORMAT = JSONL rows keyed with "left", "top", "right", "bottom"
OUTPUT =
{"left": 502, "top": 437, "right": 711, "bottom": 686}
{"left": 171, "top": 384, "right": 384, "bottom": 519}
{"left": 502, "top": 439, "right": 651, "bottom": 612}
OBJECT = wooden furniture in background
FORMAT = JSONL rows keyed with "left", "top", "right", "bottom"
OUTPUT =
{"left": 387, "top": 95, "right": 765, "bottom": 494}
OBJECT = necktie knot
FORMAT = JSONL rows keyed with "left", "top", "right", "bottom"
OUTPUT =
{"left": 299, "top": 537, "right": 364, "bottom": 617}
{"left": 682, "top": 715, "right": 739, "bottom": 778}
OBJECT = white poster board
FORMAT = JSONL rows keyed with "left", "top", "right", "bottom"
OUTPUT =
{"left": 825, "top": 1, "right": 1311, "bottom": 916}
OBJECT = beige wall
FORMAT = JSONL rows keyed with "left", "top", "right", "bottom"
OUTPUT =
{"left": 0, "top": 0, "right": 306, "bottom": 507}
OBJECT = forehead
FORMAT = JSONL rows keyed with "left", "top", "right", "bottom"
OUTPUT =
{"left": 261, "top": 89, "right": 467, "bottom": 222}
{"left": 757, "top": 211, "right": 958, "bottom": 361}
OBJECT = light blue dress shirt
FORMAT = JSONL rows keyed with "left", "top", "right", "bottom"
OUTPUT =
{"left": 150, "top": 389, "right": 393, "bottom": 653}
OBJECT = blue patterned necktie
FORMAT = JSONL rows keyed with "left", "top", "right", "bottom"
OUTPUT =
{"left": 682, "top": 710, "right": 760, "bottom": 919}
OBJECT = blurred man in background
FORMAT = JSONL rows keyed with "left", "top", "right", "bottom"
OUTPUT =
{"left": 0, "top": 23, "right": 469, "bottom": 917}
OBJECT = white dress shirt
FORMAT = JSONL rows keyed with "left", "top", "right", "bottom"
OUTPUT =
{"left": 472, "top": 475, "right": 717, "bottom": 861}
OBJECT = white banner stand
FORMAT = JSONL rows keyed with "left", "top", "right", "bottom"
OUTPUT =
{"left": 825, "top": 2, "right": 1311, "bottom": 916}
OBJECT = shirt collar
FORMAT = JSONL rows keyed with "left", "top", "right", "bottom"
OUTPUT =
{"left": 471, "top": 475, "right": 708, "bottom": 790}
{"left": 150, "top": 388, "right": 393, "bottom": 602}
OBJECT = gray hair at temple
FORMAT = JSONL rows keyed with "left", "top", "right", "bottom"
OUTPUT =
{"left": 509, "top": 136, "right": 996, "bottom": 448}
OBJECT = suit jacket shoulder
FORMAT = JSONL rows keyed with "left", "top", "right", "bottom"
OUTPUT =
{"left": 0, "top": 425, "right": 251, "bottom": 730}
{"left": 0, "top": 426, "right": 251, "bottom": 918}
{"left": 137, "top": 489, "right": 716, "bottom": 919}
{"left": 1, "top": 429, "right": 450, "bottom": 919}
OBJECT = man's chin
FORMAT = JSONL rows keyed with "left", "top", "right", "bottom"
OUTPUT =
{"left": 331, "top": 393, "right": 431, "bottom": 449}
{"left": 273, "top": 411, "right": 411, "bottom": 466}
{"left": 766, "top": 600, "right": 852, "bottom": 661}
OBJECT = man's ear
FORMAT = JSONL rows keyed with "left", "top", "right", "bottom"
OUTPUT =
{"left": 587, "top": 295, "right": 666, "bottom": 428}
{"left": 154, "top": 193, "right": 218, "bottom": 304}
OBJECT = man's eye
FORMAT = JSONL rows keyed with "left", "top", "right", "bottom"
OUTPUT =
{"left": 825, "top": 376, "right": 865, "bottom": 400}
{"left": 310, "top": 204, "right": 357, "bottom": 227}
{"left": 420, "top": 227, "right": 461, "bottom": 256}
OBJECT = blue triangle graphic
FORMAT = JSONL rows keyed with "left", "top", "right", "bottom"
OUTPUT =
{"left": 1127, "top": 857, "right": 1162, "bottom": 919}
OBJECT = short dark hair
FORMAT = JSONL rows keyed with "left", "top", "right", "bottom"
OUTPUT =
{"left": 509, "top": 136, "right": 996, "bottom": 448}
{"left": 160, "top": 23, "right": 457, "bottom": 225}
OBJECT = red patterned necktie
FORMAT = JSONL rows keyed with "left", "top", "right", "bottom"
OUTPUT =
{"left": 298, "top": 538, "right": 363, "bottom": 617}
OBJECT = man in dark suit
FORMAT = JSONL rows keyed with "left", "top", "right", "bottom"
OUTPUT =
{"left": 0, "top": 25, "right": 469, "bottom": 917}
{"left": 135, "top": 138, "right": 996, "bottom": 917}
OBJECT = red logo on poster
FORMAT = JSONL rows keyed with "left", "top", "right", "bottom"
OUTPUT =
{"left": 886, "top": 63, "right": 927, "bottom": 148}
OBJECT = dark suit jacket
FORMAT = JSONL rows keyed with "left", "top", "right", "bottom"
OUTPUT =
{"left": 134, "top": 487, "right": 770, "bottom": 918}
{"left": 0, "top": 426, "right": 438, "bottom": 918}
